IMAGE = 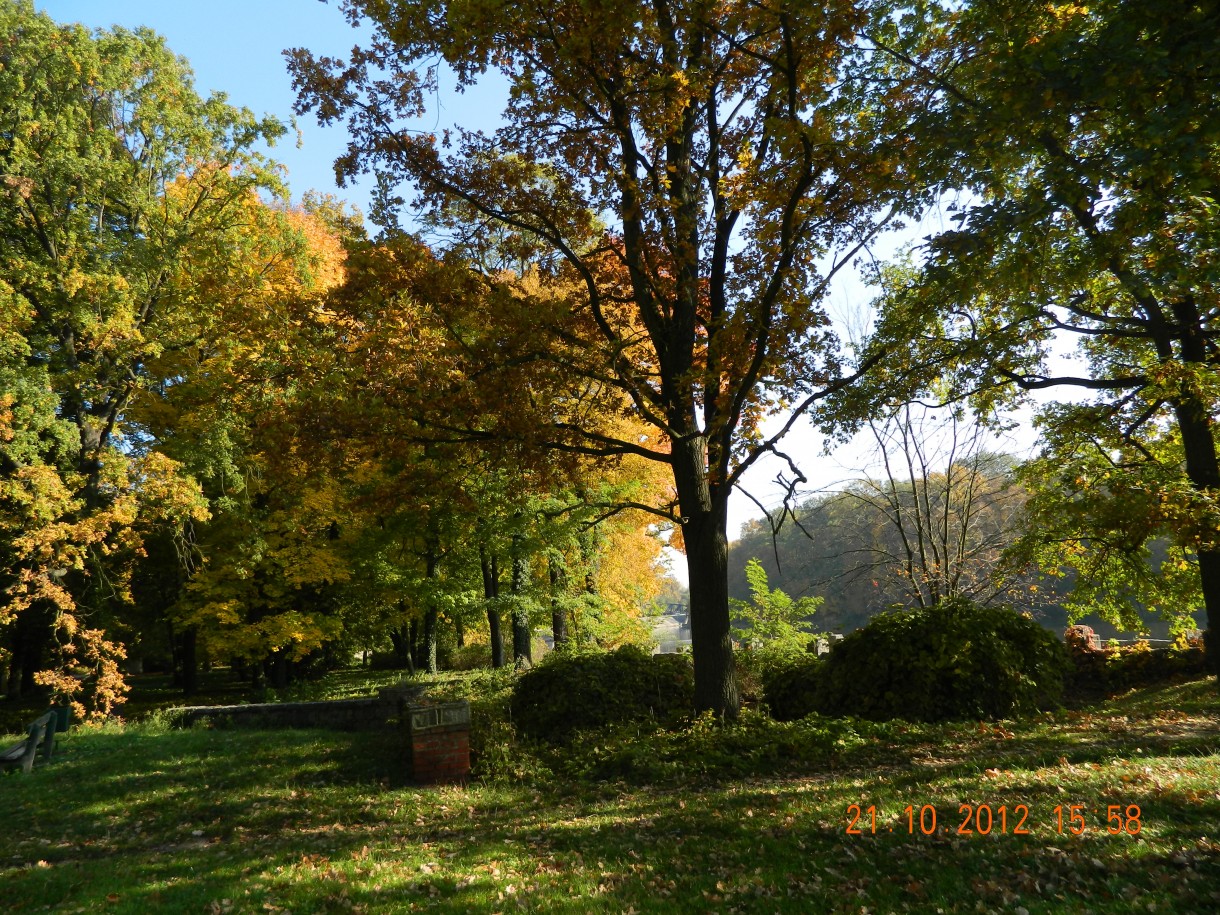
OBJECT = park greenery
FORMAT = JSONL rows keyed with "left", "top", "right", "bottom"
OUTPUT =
{"left": 3, "top": 666, "right": 1220, "bottom": 913}
{"left": 4, "top": 2, "right": 1219, "bottom": 910}
{"left": 2, "top": 0, "right": 1220, "bottom": 755}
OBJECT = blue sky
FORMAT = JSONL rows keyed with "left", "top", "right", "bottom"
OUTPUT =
{"left": 36, "top": 1, "right": 482, "bottom": 220}
{"left": 37, "top": 1, "right": 350, "bottom": 197}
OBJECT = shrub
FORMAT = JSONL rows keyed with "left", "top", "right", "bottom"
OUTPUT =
{"left": 445, "top": 643, "right": 497, "bottom": 672}
{"left": 812, "top": 597, "right": 1070, "bottom": 722}
{"left": 731, "top": 559, "right": 820, "bottom": 649}
{"left": 760, "top": 653, "right": 825, "bottom": 721}
{"left": 510, "top": 645, "right": 693, "bottom": 741}
{"left": 734, "top": 639, "right": 813, "bottom": 707}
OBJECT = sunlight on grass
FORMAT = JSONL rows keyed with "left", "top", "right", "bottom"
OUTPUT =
{"left": 3, "top": 672, "right": 1218, "bottom": 914}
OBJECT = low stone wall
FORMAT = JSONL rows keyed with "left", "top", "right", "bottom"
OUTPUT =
{"left": 167, "top": 683, "right": 427, "bottom": 732}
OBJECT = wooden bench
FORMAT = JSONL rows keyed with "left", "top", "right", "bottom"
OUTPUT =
{"left": 0, "top": 711, "right": 57, "bottom": 775}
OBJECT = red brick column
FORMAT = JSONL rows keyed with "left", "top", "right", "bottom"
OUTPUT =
{"left": 405, "top": 701, "right": 471, "bottom": 784}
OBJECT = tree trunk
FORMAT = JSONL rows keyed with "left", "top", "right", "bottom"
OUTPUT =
{"left": 268, "top": 652, "right": 289, "bottom": 690}
{"left": 181, "top": 627, "right": 198, "bottom": 697}
{"left": 7, "top": 602, "right": 54, "bottom": 698}
{"left": 1171, "top": 387, "right": 1220, "bottom": 677}
{"left": 3, "top": 649, "right": 19, "bottom": 698}
{"left": 422, "top": 544, "right": 440, "bottom": 675}
{"left": 166, "top": 621, "right": 181, "bottom": 687}
{"left": 487, "top": 609, "right": 503, "bottom": 668}
{"left": 389, "top": 623, "right": 412, "bottom": 668}
{"left": 510, "top": 536, "right": 532, "bottom": 667}
{"left": 1169, "top": 307, "right": 1220, "bottom": 679}
{"left": 671, "top": 438, "right": 740, "bottom": 718}
{"left": 550, "top": 565, "right": 568, "bottom": 648}
{"left": 408, "top": 619, "right": 420, "bottom": 672}
{"left": 421, "top": 610, "right": 438, "bottom": 674}
{"left": 481, "top": 544, "right": 505, "bottom": 668}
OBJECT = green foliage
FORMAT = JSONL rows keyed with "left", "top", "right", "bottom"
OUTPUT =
{"left": 730, "top": 558, "right": 819, "bottom": 650}
{"left": 814, "top": 598, "right": 1070, "bottom": 722}
{"left": 760, "top": 654, "right": 826, "bottom": 722}
{"left": 0, "top": 0, "right": 301, "bottom": 714}
{"left": 1065, "top": 627, "right": 1209, "bottom": 695}
{"left": 509, "top": 645, "right": 693, "bottom": 741}
{"left": 860, "top": 0, "right": 1220, "bottom": 664}
{"left": 1013, "top": 437, "right": 1207, "bottom": 636}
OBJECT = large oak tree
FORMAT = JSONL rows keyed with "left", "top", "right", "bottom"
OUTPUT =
{"left": 288, "top": 0, "right": 921, "bottom": 715}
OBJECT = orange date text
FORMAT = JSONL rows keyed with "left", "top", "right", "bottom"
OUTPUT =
{"left": 845, "top": 803, "right": 1142, "bottom": 836}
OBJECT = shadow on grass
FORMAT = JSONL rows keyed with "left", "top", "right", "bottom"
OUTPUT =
{"left": 6, "top": 783, "right": 1219, "bottom": 913}
{"left": 3, "top": 709, "right": 1220, "bottom": 915}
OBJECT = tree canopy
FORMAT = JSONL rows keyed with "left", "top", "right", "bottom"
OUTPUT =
{"left": 4, "top": 0, "right": 1218, "bottom": 715}
{"left": 287, "top": 0, "right": 932, "bottom": 716}
{"left": 864, "top": 0, "right": 1220, "bottom": 667}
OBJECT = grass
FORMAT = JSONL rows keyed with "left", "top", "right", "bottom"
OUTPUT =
{"left": 2, "top": 670, "right": 1219, "bottom": 913}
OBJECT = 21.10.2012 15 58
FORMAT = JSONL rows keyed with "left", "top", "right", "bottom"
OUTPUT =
{"left": 846, "top": 802, "right": 1143, "bottom": 836}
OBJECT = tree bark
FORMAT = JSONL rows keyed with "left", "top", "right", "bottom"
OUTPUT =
{"left": 389, "top": 622, "right": 412, "bottom": 669}
{"left": 1167, "top": 304, "right": 1220, "bottom": 678}
{"left": 671, "top": 437, "right": 740, "bottom": 718}
{"left": 7, "top": 602, "right": 55, "bottom": 697}
{"left": 1170, "top": 388, "right": 1220, "bottom": 677}
{"left": 180, "top": 627, "right": 198, "bottom": 697}
{"left": 268, "top": 652, "right": 289, "bottom": 690}
{"left": 510, "top": 535, "right": 532, "bottom": 667}
{"left": 549, "top": 565, "right": 568, "bottom": 648}
{"left": 405, "top": 620, "right": 418, "bottom": 675}
{"left": 422, "top": 544, "right": 440, "bottom": 675}
{"left": 480, "top": 543, "right": 505, "bottom": 668}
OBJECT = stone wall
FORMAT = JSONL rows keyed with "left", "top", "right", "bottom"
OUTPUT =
{"left": 168, "top": 683, "right": 427, "bottom": 732}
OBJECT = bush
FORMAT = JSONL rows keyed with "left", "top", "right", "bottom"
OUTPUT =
{"left": 444, "top": 643, "right": 497, "bottom": 672}
{"left": 761, "top": 654, "right": 825, "bottom": 721}
{"left": 734, "top": 640, "right": 812, "bottom": 707}
{"left": 811, "top": 598, "right": 1070, "bottom": 722}
{"left": 510, "top": 645, "right": 693, "bottom": 741}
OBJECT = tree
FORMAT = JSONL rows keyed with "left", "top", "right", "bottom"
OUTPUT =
{"left": 0, "top": 1, "right": 293, "bottom": 713}
{"left": 1011, "top": 427, "right": 1204, "bottom": 636}
{"left": 730, "top": 558, "right": 820, "bottom": 649}
{"left": 844, "top": 405, "right": 1026, "bottom": 609}
{"left": 287, "top": 0, "right": 923, "bottom": 716}
{"left": 865, "top": 0, "right": 1220, "bottom": 671}
{"left": 269, "top": 223, "right": 675, "bottom": 672}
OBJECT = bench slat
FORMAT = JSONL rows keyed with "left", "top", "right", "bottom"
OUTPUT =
{"left": 1, "top": 711, "right": 58, "bottom": 774}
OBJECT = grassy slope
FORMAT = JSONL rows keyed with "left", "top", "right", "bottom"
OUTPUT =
{"left": 2, "top": 674, "right": 1218, "bottom": 914}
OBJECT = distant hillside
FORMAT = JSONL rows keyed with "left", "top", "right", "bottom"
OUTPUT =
{"left": 726, "top": 486, "right": 1199, "bottom": 642}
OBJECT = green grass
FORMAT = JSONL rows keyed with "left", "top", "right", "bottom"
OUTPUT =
{"left": 2, "top": 672, "right": 1219, "bottom": 913}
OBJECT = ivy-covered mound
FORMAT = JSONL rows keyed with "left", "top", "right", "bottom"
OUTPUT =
{"left": 510, "top": 645, "right": 694, "bottom": 741}
{"left": 768, "top": 598, "right": 1070, "bottom": 723}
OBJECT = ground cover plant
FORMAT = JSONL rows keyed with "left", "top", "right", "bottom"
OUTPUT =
{"left": 3, "top": 668, "right": 1220, "bottom": 913}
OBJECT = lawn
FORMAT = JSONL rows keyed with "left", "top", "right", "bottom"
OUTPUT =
{"left": 2, "top": 672, "right": 1219, "bottom": 913}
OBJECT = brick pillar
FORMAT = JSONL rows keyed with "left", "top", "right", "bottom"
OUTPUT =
{"left": 405, "top": 700, "right": 471, "bottom": 784}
